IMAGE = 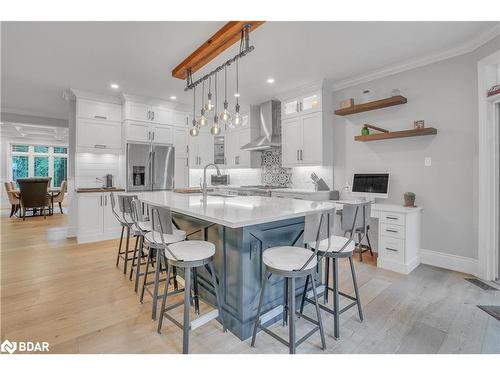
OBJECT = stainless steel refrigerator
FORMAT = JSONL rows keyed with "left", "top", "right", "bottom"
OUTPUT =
{"left": 127, "top": 143, "right": 175, "bottom": 191}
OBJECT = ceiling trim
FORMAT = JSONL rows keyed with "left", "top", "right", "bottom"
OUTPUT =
{"left": 332, "top": 24, "right": 500, "bottom": 92}
{"left": 68, "top": 89, "right": 121, "bottom": 104}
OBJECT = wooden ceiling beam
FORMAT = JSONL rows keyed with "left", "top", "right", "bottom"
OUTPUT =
{"left": 172, "top": 21, "right": 265, "bottom": 80}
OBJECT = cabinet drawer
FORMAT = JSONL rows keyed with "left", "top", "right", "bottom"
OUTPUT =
{"left": 78, "top": 99, "right": 121, "bottom": 122}
{"left": 380, "top": 223, "right": 405, "bottom": 239}
{"left": 380, "top": 236, "right": 405, "bottom": 262}
{"left": 380, "top": 211, "right": 405, "bottom": 225}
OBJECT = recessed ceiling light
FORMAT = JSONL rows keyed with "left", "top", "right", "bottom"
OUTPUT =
{"left": 110, "top": 83, "right": 119, "bottom": 89}
{"left": 234, "top": 93, "right": 240, "bottom": 97}
{"left": 170, "top": 96, "right": 177, "bottom": 100}
{"left": 267, "top": 78, "right": 275, "bottom": 84}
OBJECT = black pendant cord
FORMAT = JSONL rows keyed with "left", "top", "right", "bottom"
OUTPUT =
{"left": 224, "top": 65, "right": 228, "bottom": 105}
{"left": 192, "top": 85, "right": 196, "bottom": 127}
{"left": 214, "top": 71, "right": 218, "bottom": 122}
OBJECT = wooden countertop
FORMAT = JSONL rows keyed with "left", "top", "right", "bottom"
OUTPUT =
{"left": 75, "top": 188, "right": 125, "bottom": 193}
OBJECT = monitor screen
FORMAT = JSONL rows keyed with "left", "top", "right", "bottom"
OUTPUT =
{"left": 352, "top": 173, "right": 389, "bottom": 195}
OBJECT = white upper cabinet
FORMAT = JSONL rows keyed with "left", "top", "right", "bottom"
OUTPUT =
{"left": 150, "top": 106, "right": 171, "bottom": 124}
{"left": 224, "top": 127, "right": 261, "bottom": 168}
{"left": 151, "top": 124, "right": 172, "bottom": 144}
{"left": 174, "top": 127, "right": 188, "bottom": 156}
{"left": 189, "top": 130, "right": 214, "bottom": 168}
{"left": 126, "top": 121, "right": 151, "bottom": 143}
{"left": 280, "top": 84, "right": 332, "bottom": 167}
{"left": 170, "top": 111, "right": 190, "bottom": 127}
{"left": 77, "top": 99, "right": 122, "bottom": 122}
{"left": 282, "top": 91, "right": 322, "bottom": 119}
{"left": 126, "top": 102, "right": 151, "bottom": 122}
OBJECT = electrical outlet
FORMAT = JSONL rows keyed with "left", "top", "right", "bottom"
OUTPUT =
{"left": 424, "top": 157, "right": 432, "bottom": 167}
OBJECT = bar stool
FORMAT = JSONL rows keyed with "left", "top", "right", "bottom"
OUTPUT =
{"left": 299, "top": 202, "right": 366, "bottom": 339}
{"left": 342, "top": 202, "right": 373, "bottom": 261}
{"left": 251, "top": 210, "right": 334, "bottom": 354}
{"left": 149, "top": 203, "right": 226, "bottom": 354}
{"left": 110, "top": 193, "right": 140, "bottom": 276}
{"left": 135, "top": 200, "right": 186, "bottom": 320}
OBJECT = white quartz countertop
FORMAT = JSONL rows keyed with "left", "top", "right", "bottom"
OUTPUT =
{"left": 137, "top": 191, "right": 337, "bottom": 228}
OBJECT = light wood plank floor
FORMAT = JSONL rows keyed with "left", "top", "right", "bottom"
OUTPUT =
{"left": 1, "top": 212, "right": 499, "bottom": 354}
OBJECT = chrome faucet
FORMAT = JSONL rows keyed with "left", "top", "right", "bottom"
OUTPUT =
{"left": 202, "top": 163, "right": 221, "bottom": 199}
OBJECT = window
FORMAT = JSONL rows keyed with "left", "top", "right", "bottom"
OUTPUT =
{"left": 10, "top": 144, "right": 68, "bottom": 187}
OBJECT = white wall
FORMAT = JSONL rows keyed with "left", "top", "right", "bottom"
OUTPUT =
{"left": 332, "top": 35, "right": 500, "bottom": 260}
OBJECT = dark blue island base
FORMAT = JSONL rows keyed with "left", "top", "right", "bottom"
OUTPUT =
{"left": 172, "top": 213, "right": 308, "bottom": 340}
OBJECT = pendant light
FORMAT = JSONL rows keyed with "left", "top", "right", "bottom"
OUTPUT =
{"left": 219, "top": 65, "right": 232, "bottom": 125}
{"left": 232, "top": 53, "right": 242, "bottom": 127}
{"left": 205, "top": 76, "right": 215, "bottom": 113}
{"left": 210, "top": 71, "right": 221, "bottom": 135}
{"left": 189, "top": 85, "right": 199, "bottom": 137}
{"left": 198, "top": 80, "right": 208, "bottom": 126}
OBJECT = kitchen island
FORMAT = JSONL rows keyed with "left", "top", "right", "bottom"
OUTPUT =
{"left": 137, "top": 191, "right": 336, "bottom": 340}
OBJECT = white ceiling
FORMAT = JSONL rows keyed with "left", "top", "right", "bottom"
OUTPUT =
{"left": 1, "top": 21, "right": 498, "bottom": 120}
{"left": 0, "top": 122, "right": 68, "bottom": 142}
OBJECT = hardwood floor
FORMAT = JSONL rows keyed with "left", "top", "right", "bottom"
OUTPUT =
{"left": 1, "top": 212, "right": 499, "bottom": 354}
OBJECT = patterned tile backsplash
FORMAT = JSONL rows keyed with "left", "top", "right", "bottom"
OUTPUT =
{"left": 261, "top": 148, "right": 293, "bottom": 187}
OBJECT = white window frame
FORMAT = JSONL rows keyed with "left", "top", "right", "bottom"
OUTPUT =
{"left": 9, "top": 142, "right": 68, "bottom": 187}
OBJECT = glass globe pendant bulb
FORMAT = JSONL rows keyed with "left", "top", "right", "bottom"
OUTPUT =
{"left": 189, "top": 126, "right": 199, "bottom": 137}
{"left": 205, "top": 92, "right": 214, "bottom": 112}
{"left": 210, "top": 115, "right": 221, "bottom": 135}
{"left": 219, "top": 101, "right": 232, "bottom": 123}
{"left": 233, "top": 103, "right": 242, "bottom": 127}
{"left": 199, "top": 108, "right": 207, "bottom": 126}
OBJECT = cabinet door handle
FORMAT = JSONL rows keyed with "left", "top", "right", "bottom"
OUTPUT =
{"left": 94, "top": 144, "right": 107, "bottom": 148}
{"left": 99, "top": 195, "right": 102, "bottom": 206}
{"left": 94, "top": 115, "right": 107, "bottom": 120}
{"left": 300, "top": 150, "right": 303, "bottom": 160}
{"left": 152, "top": 111, "right": 155, "bottom": 121}
{"left": 386, "top": 216, "right": 398, "bottom": 220}
{"left": 386, "top": 247, "right": 398, "bottom": 252}
{"left": 386, "top": 229, "right": 398, "bottom": 233}
{"left": 152, "top": 131, "right": 155, "bottom": 141}
{"left": 186, "top": 158, "right": 189, "bottom": 167}
{"left": 296, "top": 102, "right": 299, "bottom": 113}
{"left": 296, "top": 150, "right": 299, "bottom": 161}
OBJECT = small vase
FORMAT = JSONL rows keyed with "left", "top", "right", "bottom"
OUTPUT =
{"left": 361, "top": 126, "right": 370, "bottom": 136}
{"left": 404, "top": 192, "right": 416, "bottom": 207}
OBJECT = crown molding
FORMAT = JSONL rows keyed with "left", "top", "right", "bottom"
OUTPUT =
{"left": 332, "top": 24, "right": 500, "bottom": 92}
{"left": 68, "top": 89, "right": 122, "bottom": 104}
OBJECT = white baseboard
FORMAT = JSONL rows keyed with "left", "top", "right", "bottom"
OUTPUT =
{"left": 419, "top": 249, "right": 478, "bottom": 276}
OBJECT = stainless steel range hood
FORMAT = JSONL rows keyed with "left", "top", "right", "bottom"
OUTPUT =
{"left": 240, "top": 100, "right": 281, "bottom": 151}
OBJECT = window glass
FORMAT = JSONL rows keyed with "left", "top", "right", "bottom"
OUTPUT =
{"left": 34, "top": 156, "right": 49, "bottom": 177}
{"left": 12, "top": 144, "right": 29, "bottom": 152}
{"left": 12, "top": 156, "right": 29, "bottom": 185}
{"left": 34, "top": 145, "right": 49, "bottom": 153}
{"left": 53, "top": 147, "right": 67, "bottom": 154}
{"left": 53, "top": 157, "right": 67, "bottom": 187}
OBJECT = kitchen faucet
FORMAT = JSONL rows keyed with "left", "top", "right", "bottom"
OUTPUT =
{"left": 202, "top": 163, "right": 221, "bottom": 199}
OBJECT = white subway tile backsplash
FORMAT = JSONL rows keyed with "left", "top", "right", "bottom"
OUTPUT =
{"left": 75, "top": 153, "right": 120, "bottom": 188}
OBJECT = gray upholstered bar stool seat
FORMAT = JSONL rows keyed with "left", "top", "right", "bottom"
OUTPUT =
{"left": 251, "top": 211, "right": 334, "bottom": 354}
{"left": 149, "top": 204, "right": 225, "bottom": 354}
{"left": 300, "top": 202, "right": 367, "bottom": 339}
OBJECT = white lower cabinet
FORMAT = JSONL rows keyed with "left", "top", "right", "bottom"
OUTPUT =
{"left": 77, "top": 192, "right": 122, "bottom": 243}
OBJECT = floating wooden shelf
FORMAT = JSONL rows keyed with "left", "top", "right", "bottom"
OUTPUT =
{"left": 335, "top": 95, "right": 407, "bottom": 116}
{"left": 354, "top": 127, "right": 437, "bottom": 142}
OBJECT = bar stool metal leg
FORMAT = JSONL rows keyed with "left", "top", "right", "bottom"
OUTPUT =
{"left": 129, "top": 235, "right": 140, "bottom": 280}
{"left": 134, "top": 236, "right": 144, "bottom": 293}
{"left": 288, "top": 276, "right": 296, "bottom": 354}
{"left": 349, "top": 256, "right": 363, "bottom": 321}
{"left": 299, "top": 274, "right": 310, "bottom": 314}
{"left": 366, "top": 232, "right": 374, "bottom": 257}
{"left": 157, "top": 264, "right": 172, "bottom": 334}
{"left": 333, "top": 257, "right": 340, "bottom": 339}
{"left": 192, "top": 268, "right": 200, "bottom": 315}
{"left": 124, "top": 227, "right": 130, "bottom": 275}
{"left": 182, "top": 266, "right": 191, "bottom": 354}
{"left": 283, "top": 278, "right": 288, "bottom": 326}
{"left": 116, "top": 226, "right": 124, "bottom": 267}
{"left": 324, "top": 257, "right": 330, "bottom": 303}
{"left": 140, "top": 248, "right": 153, "bottom": 303}
{"left": 151, "top": 248, "right": 162, "bottom": 320}
{"left": 311, "top": 272, "right": 326, "bottom": 349}
{"left": 251, "top": 269, "right": 270, "bottom": 347}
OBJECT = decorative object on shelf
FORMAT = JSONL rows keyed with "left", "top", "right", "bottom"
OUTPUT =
{"left": 391, "top": 88, "right": 401, "bottom": 97}
{"left": 414, "top": 120, "right": 425, "bottom": 129}
{"left": 487, "top": 84, "right": 500, "bottom": 97}
{"left": 340, "top": 98, "right": 354, "bottom": 109}
{"left": 335, "top": 95, "right": 407, "bottom": 116}
{"left": 403, "top": 192, "right": 416, "bottom": 207}
{"left": 361, "top": 126, "right": 370, "bottom": 136}
{"left": 354, "top": 127, "right": 437, "bottom": 142}
{"left": 185, "top": 24, "right": 254, "bottom": 137}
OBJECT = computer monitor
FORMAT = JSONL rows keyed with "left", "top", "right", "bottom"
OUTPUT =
{"left": 351, "top": 173, "right": 390, "bottom": 199}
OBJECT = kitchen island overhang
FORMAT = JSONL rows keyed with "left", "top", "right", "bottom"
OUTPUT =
{"left": 137, "top": 191, "right": 336, "bottom": 340}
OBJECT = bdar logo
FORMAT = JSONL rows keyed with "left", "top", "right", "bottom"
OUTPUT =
{"left": 1, "top": 340, "right": 17, "bottom": 354}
